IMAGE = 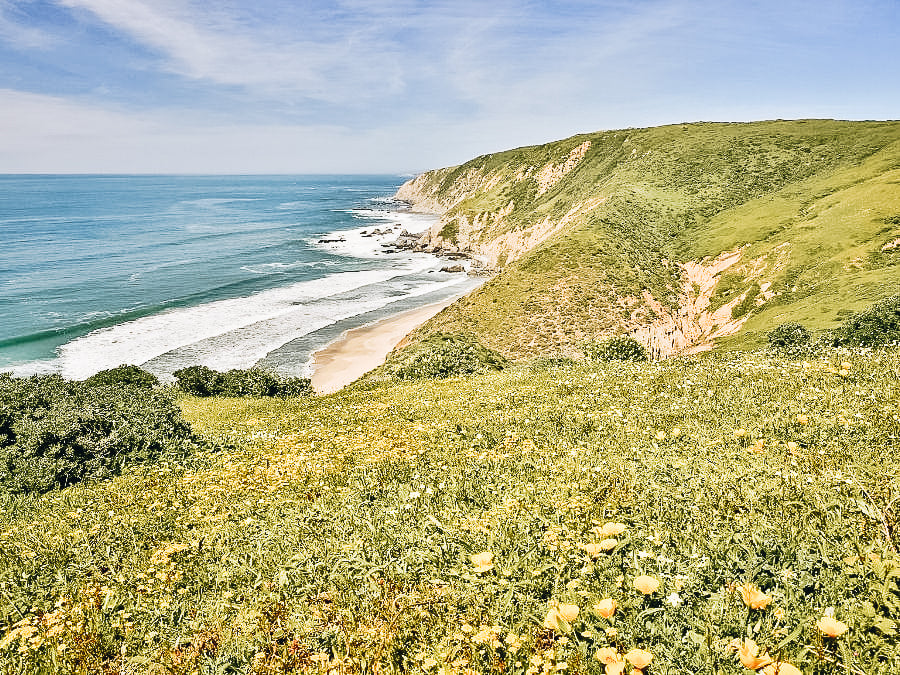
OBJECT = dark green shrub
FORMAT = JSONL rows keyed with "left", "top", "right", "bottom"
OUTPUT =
{"left": 172, "top": 365, "right": 224, "bottom": 396}
{"left": 767, "top": 322, "right": 813, "bottom": 355}
{"left": 390, "top": 333, "right": 508, "bottom": 380}
{"left": 83, "top": 364, "right": 159, "bottom": 389}
{"left": 173, "top": 366, "right": 312, "bottom": 397}
{"left": 0, "top": 373, "right": 200, "bottom": 494}
{"left": 829, "top": 294, "right": 900, "bottom": 347}
{"left": 584, "top": 335, "right": 649, "bottom": 361}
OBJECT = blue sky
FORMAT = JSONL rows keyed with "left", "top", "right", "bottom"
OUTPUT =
{"left": 0, "top": 0, "right": 897, "bottom": 173}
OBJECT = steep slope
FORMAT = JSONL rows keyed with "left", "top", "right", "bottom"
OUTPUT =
{"left": 396, "top": 120, "right": 900, "bottom": 357}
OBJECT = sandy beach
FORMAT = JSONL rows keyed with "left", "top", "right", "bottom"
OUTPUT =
{"left": 309, "top": 295, "right": 460, "bottom": 394}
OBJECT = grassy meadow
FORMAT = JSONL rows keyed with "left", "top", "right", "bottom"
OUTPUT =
{"left": 2, "top": 348, "right": 899, "bottom": 673}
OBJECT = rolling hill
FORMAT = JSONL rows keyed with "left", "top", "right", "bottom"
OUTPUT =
{"left": 395, "top": 120, "right": 900, "bottom": 357}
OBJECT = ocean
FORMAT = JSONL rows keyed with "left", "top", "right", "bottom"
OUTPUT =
{"left": 0, "top": 175, "right": 478, "bottom": 380}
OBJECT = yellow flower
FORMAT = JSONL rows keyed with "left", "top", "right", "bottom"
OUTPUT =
{"left": 558, "top": 603, "right": 579, "bottom": 622}
{"left": 543, "top": 603, "right": 579, "bottom": 631}
{"left": 816, "top": 615, "right": 849, "bottom": 638}
{"left": 796, "top": 414, "right": 809, "bottom": 425}
{"left": 583, "top": 542, "right": 605, "bottom": 556}
{"left": 633, "top": 575, "right": 660, "bottom": 595}
{"left": 599, "top": 538, "right": 618, "bottom": 551}
{"left": 470, "top": 551, "right": 494, "bottom": 573}
{"left": 594, "top": 598, "right": 617, "bottom": 618}
{"left": 595, "top": 647, "right": 621, "bottom": 665}
{"left": 624, "top": 648, "right": 653, "bottom": 669}
{"left": 761, "top": 662, "right": 802, "bottom": 675}
{"left": 602, "top": 522, "right": 628, "bottom": 537}
{"left": 840, "top": 361, "right": 851, "bottom": 370}
{"left": 733, "top": 638, "right": 773, "bottom": 669}
{"left": 604, "top": 660, "right": 627, "bottom": 675}
{"left": 737, "top": 583, "right": 772, "bottom": 610}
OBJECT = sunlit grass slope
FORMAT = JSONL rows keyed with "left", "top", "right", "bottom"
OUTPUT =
{"left": 405, "top": 120, "right": 900, "bottom": 356}
{"left": 2, "top": 350, "right": 898, "bottom": 673}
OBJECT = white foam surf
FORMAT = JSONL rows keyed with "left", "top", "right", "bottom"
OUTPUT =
{"left": 56, "top": 266, "right": 432, "bottom": 380}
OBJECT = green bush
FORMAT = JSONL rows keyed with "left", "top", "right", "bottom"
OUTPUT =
{"left": 173, "top": 366, "right": 312, "bottom": 397}
{"left": 829, "top": 294, "right": 900, "bottom": 347}
{"left": 83, "top": 364, "right": 159, "bottom": 389}
{"left": 390, "top": 333, "right": 508, "bottom": 380}
{"left": 766, "top": 322, "right": 813, "bottom": 355}
{"left": 0, "top": 373, "right": 200, "bottom": 494}
{"left": 584, "top": 335, "right": 649, "bottom": 361}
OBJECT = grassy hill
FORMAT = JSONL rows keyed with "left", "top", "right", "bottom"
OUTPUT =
{"left": 1, "top": 350, "right": 898, "bottom": 673}
{"left": 397, "top": 120, "right": 900, "bottom": 357}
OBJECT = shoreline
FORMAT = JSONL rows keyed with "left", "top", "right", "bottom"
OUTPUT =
{"left": 308, "top": 294, "right": 461, "bottom": 394}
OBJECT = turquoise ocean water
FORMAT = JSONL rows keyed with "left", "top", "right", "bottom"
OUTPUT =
{"left": 0, "top": 175, "right": 478, "bottom": 379}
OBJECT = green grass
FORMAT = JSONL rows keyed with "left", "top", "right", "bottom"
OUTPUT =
{"left": 1, "top": 349, "right": 898, "bottom": 673}
{"left": 401, "top": 120, "right": 900, "bottom": 357}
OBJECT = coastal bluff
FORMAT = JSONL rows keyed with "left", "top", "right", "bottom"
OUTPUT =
{"left": 392, "top": 120, "right": 900, "bottom": 359}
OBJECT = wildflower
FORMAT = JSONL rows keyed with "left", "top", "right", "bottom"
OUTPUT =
{"left": 595, "top": 647, "right": 620, "bottom": 664}
{"left": 633, "top": 575, "right": 660, "bottom": 594}
{"left": 594, "top": 598, "right": 617, "bottom": 618}
{"left": 665, "top": 592, "right": 682, "bottom": 607}
{"left": 604, "top": 662, "right": 627, "bottom": 675}
{"left": 731, "top": 638, "right": 773, "bottom": 669}
{"left": 733, "top": 428, "right": 747, "bottom": 438}
{"left": 655, "top": 430, "right": 666, "bottom": 441}
{"left": 602, "top": 522, "right": 628, "bottom": 536}
{"left": 543, "top": 603, "right": 579, "bottom": 631}
{"left": 761, "top": 662, "right": 802, "bottom": 675}
{"left": 796, "top": 414, "right": 808, "bottom": 425}
{"left": 583, "top": 543, "right": 605, "bottom": 556}
{"left": 624, "top": 648, "right": 653, "bottom": 669}
{"left": 816, "top": 615, "right": 849, "bottom": 637}
{"left": 738, "top": 583, "right": 772, "bottom": 609}
{"left": 470, "top": 551, "right": 494, "bottom": 573}
{"left": 599, "top": 538, "right": 618, "bottom": 551}
{"left": 841, "top": 361, "right": 851, "bottom": 370}
{"left": 670, "top": 427, "right": 681, "bottom": 438}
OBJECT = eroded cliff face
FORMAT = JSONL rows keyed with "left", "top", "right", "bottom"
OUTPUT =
{"left": 395, "top": 142, "right": 596, "bottom": 268}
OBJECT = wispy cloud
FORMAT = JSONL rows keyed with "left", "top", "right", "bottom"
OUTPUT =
{"left": 55, "top": 0, "right": 404, "bottom": 102}
{"left": 0, "top": 0, "right": 897, "bottom": 172}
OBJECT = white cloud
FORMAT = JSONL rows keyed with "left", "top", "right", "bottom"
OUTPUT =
{"left": 55, "top": 0, "right": 402, "bottom": 101}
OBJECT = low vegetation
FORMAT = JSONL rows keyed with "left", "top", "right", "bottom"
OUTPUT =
{"left": 376, "top": 333, "right": 509, "bottom": 381}
{"left": 173, "top": 366, "right": 312, "bottom": 398}
{"left": 0, "top": 372, "right": 201, "bottom": 495}
{"left": 1, "top": 347, "right": 897, "bottom": 673}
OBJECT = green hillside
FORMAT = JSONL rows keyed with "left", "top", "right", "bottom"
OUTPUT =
{"left": 398, "top": 120, "right": 900, "bottom": 357}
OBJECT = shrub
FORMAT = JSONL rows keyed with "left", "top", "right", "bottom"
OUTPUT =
{"left": 766, "top": 322, "right": 812, "bottom": 355}
{"left": 390, "top": 333, "right": 508, "bottom": 380}
{"left": 83, "top": 364, "right": 159, "bottom": 389}
{"left": 173, "top": 366, "right": 312, "bottom": 397}
{"left": 829, "top": 294, "right": 900, "bottom": 347}
{"left": 0, "top": 373, "right": 200, "bottom": 494}
{"left": 172, "top": 365, "right": 223, "bottom": 396}
{"left": 584, "top": 335, "right": 649, "bottom": 361}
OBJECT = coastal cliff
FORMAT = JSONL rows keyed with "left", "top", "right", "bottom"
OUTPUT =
{"left": 394, "top": 120, "right": 900, "bottom": 358}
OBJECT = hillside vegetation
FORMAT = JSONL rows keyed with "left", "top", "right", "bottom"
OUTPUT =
{"left": 1, "top": 349, "right": 898, "bottom": 673}
{"left": 396, "top": 120, "right": 900, "bottom": 357}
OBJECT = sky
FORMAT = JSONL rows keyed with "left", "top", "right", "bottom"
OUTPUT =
{"left": 0, "top": 0, "right": 898, "bottom": 173}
